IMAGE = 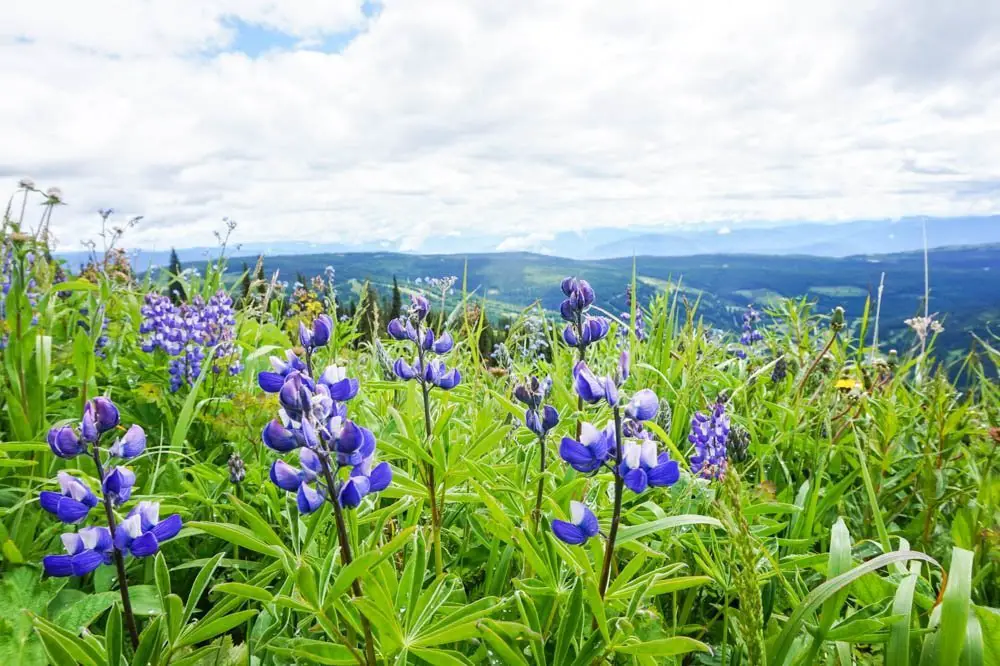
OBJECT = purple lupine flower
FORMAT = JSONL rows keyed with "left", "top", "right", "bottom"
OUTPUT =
{"left": 113, "top": 501, "right": 183, "bottom": 557}
{"left": 319, "top": 365, "right": 360, "bottom": 401}
{"left": 559, "top": 421, "right": 614, "bottom": 473}
{"left": 689, "top": 399, "right": 731, "bottom": 480}
{"left": 409, "top": 293, "right": 430, "bottom": 321}
{"left": 81, "top": 406, "right": 98, "bottom": 442}
{"left": 269, "top": 448, "right": 323, "bottom": 491}
{"left": 102, "top": 466, "right": 136, "bottom": 506}
{"left": 141, "top": 289, "right": 242, "bottom": 391}
{"left": 108, "top": 425, "right": 146, "bottom": 459}
{"left": 616, "top": 349, "right": 631, "bottom": 385}
{"left": 428, "top": 331, "right": 454, "bottom": 354}
{"left": 526, "top": 405, "right": 559, "bottom": 438}
{"left": 39, "top": 472, "right": 99, "bottom": 524}
{"left": 551, "top": 501, "right": 600, "bottom": 545}
{"left": 562, "top": 316, "right": 611, "bottom": 348}
{"left": 88, "top": 397, "right": 120, "bottom": 434}
{"left": 330, "top": 418, "right": 376, "bottom": 467}
{"left": 739, "top": 305, "right": 764, "bottom": 346}
{"left": 559, "top": 276, "right": 610, "bottom": 351}
{"left": 258, "top": 351, "right": 308, "bottom": 392}
{"left": 387, "top": 318, "right": 418, "bottom": 342}
{"left": 624, "top": 389, "right": 658, "bottom": 422}
{"left": 262, "top": 417, "right": 300, "bottom": 452}
{"left": 393, "top": 358, "right": 417, "bottom": 380}
{"left": 514, "top": 376, "right": 553, "bottom": 411}
{"left": 619, "top": 439, "right": 680, "bottom": 493}
{"left": 299, "top": 314, "right": 333, "bottom": 349}
{"left": 559, "top": 278, "right": 596, "bottom": 321}
{"left": 42, "top": 527, "right": 114, "bottom": 577}
{"left": 573, "top": 361, "right": 618, "bottom": 406}
{"left": 423, "top": 359, "right": 461, "bottom": 390}
{"left": 339, "top": 455, "right": 393, "bottom": 508}
{"left": 297, "top": 483, "right": 325, "bottom": 514}
{"left": 47, "top": 425, "right": 87, "bottom": 458}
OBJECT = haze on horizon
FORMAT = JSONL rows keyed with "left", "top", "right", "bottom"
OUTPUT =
{"left": 3, "top": 1, "right": 999, "bottom": 253}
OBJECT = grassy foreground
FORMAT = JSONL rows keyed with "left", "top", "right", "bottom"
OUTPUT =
{"left": 2, "top": 211, "right": 999, "bottom": 665}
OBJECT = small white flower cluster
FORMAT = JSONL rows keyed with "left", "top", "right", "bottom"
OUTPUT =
{"left": 904, "top": 315, "right": 943, "bottom": 343}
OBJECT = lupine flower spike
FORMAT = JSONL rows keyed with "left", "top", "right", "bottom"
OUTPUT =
{"left": 514, "top": 376, "right": 560, "bottom": 527}
{"left": 386, "top": 291, "right": 460, "bottom": 576}
{"left": 689, "top": 397, "right": 731, "bottom": 480}
{"left": 257, "top": 347, "right": 387, "bottom": 663}
{"left": 42, "top": 397, "right": 176, "bottom": 648}
{"left": 554, "top": 356, "right": 679, "bottom": 599}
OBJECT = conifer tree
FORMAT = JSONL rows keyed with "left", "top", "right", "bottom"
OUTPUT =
{"left": 390, "top": 275, "right": 402, "bottom": 321}
{"left": 167, "top": 248, "right": 186, "bottom": 304}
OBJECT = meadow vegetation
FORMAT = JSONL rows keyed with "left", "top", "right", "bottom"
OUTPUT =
{"left": 2, "top": 186, "right": 999, "bottom": 665}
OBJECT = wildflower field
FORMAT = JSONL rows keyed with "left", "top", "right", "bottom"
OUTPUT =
{"left": 2, "top": 194, "right": 1000, "bottom": 665}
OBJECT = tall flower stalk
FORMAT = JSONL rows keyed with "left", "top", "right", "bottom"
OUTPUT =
{"left": 258, "top": 318, "right": 388, "bottom": 664}
{"left": 45, "top": 397, "right": 179, "bottom": 649}
{"left": 388, "top": 293, "right": 461, "bottom": 576}
{"left": 559, "top": 277, "right": 610, "bottom": 439}
{"left": 513, "top": 376, "right": 559, "bottom": 529}
{"left": 554, "top": 355, "right": 678, "bottom": 598}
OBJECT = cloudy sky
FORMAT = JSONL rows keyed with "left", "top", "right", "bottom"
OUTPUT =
{"left": 2, "top": 0, "right": 999, "bottom": 253}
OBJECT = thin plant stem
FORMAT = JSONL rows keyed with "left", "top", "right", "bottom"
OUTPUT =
{"left": 870, "top": 271, "right": 884, "bottom": 365}
{"left": 318, "top": 456, "right": 376, "bottom": 666}
{"left": 304, "top": 354, "right": 375, "bottom": 664}
{"left": 415, "top": 323, "right": 443, "bottom": 577}
{"left": 795, "top": 330, "right": 837, "bottom": 401}
{"left": 532, "top": 432, "right": 546, "bottom": 530}
{"left": 18, "top": 189, "right": 28, "bottom": 226}
{"left": 598, "top": 406, "right": 625, "bottom": 598}
{"left": 89, "top": 444, "right": 140, "bottom": 648}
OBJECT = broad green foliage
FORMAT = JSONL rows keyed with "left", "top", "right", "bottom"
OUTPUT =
{"left": 1, "top": 219, "right": 999, "bottom": 666}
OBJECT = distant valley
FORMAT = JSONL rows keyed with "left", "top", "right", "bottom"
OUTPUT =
{"left": 214, "top": 244, "right": 1000, "bottom": 361}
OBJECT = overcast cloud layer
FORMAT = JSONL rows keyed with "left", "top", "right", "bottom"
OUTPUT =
{"left": 3, "top": 0, "right": 999, "bottom": 252}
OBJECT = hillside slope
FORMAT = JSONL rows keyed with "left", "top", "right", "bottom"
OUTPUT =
{"left": 218, "top": 245, "right": 1000, "bottom": 357}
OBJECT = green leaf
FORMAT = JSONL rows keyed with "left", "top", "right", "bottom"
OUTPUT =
{"left": 616, "top": 637, "right": 713, "bottom": 656}
{"left": 770, "top": 550, "right": 938, "bottom": 666}
{"left": 175, "top": 609, "right": 257, "bottom": 648}
{"left": 212, "top": 582, "right": 274, "bottom": 604}
{"left": 154, "top": 552, "right": 171, "bottom": 608}
{"left": 297, "top": 566, "right": 320, "bottom": 608}
{"left": 186, "top": 521, "right": 282, "bottom": 558}
{"left": 105, "top": 604, "right": 122, "bottom": 666}
{"left": 477, "top": 621, "right": 530, "bottom": 666}
{"left": 131, "top": 617, "right": 162, "bottom": 666}
{"left": 268, "top": 638, "right": 359, "bottom": 665}
{"left": 615, "top": 514, "right": 723, "bottom": 546}
{"left": 182, "top": 552, "right": 224, "bottom": 624}
{"left": 555, "top": 580, "right": 583, "bottom": 666}
{"left": 30, "top": 613, "right": 105, "bottom": 666}
{"left": 53, "top": 592, "right": 118, "bottom": 632}
{"left": 887, "top": 573, "right": 920, "bottom": 666}
{"left": 937, "top": 548, "right": 974, "bottom": 666}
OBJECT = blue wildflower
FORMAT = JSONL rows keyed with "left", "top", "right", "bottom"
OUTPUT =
{"left": 573, "top": 361, "right": 618, "bottom": 406}
{"left": 42, "top": 527, "right": 114, "bottom": 577}
{"left": 39, "top": 472, "right": 98, "bottom": 524}
{"left": 689, "top": 399, "right": 731, "bottom": 480}
{"left": 552, "top": 501, "right": 600, "bottom": 545}
{"left": 113, "top": 501, "right": 183, "bottom": 558}
{"left": 559, "top": 421, "right": 614, "bottom": 473}
{"left": 620, "top": 439, "right": 680, "bottom": 493}
{"left": 107, "top": 425, "right": 146, "bottom": 459}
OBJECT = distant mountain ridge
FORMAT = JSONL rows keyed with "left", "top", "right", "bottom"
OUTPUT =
{"left": 198, "top": 243, "right": 999, "bottom": 363}
{"left": 54, "top": 216, "right": 1000, "bottom": 267}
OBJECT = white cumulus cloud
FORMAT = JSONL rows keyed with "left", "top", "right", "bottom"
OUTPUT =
{"left": 1, "top": 0, "right": 999, "bottom": 252}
